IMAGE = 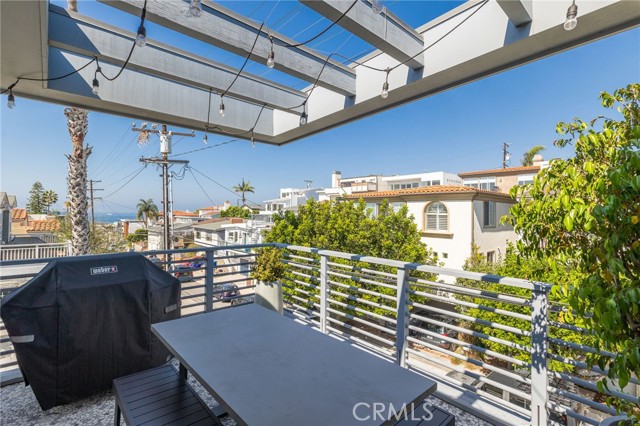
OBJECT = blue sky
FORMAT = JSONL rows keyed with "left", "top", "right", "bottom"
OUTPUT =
{"left": 1, "top": 1, "right": 639, "bottom": 214}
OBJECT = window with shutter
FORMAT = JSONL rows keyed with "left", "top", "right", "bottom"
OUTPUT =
{"left": 425, "top": 202, "right": 448, "bottom": 231}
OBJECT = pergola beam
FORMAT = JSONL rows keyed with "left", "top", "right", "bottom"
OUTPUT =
{"left": 97, "top": 0, "right": 357, "bottom": 96}
{"left": 48, "top": 5, "right": 307, "bottom": 112}
{"left": 496, "top": 0, "right": 533, "bottom": 27}
{"left": 300, "top": 0, "right": 425, "bottom": 69}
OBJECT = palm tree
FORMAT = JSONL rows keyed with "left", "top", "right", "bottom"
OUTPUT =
{"left": 64, "top": 107, "right": 91, "bottom": 255}
{"left": 521, "top": 145, "right": 545, "bottom": 166}
{"left": 137, "top": 198, "right": 159, "bottom": 227}
{"left": 42, "top": 190, "right": 59, "bottom": 213}
{"left": 233, "top": 178, "right": 255, "bottom": 207}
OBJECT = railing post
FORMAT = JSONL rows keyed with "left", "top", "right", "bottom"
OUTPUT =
{"left": 204, "top": 250, "right": 215, "bottom": 312}
{"left": 35, "top": 245, "right": 40, "bottom": 259}
{"left": 319, "top": 254, "right": 328, "bottom": 334}
{"left": 530, "top": 282, "right": 550, "bottom": 426}
{"left": 395, "top": 265, "right": 410, "bottom": 367}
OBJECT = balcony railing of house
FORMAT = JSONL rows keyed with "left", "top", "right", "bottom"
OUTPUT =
{"left": 0, "top": 242, "right": 71, "bottom": 261}
{"left": 0, "top": 243, "right": 637, "bottom": 426}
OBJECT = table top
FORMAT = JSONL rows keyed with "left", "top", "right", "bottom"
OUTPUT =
{"left": 152, "top": 304, "right": 436, "bottom": 426}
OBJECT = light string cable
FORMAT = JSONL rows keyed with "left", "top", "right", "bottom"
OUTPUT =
{"left": 189, "top": 166, "right": 262, "bottom": 206}
{"left": 1, "top": 0, "right": 148, "bottom": 96}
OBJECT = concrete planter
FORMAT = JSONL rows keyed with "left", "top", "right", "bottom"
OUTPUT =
{"left": 255, "top": 281, "right": 283, "bottom": 314}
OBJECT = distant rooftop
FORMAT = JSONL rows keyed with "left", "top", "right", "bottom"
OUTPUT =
{"left": 346, "top": 185, "right": 515, "bottom": 200}
{"left": 458, "top": 166, "right": 540, "bottom": 177}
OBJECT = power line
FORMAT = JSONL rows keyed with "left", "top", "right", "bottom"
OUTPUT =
{"left": 103, "top": 165, "right": 148, "bottom": 198}
{"left": 189, "top": 166, "right": 261, "bottom": 207}
{"left": 187, "top": 167, "right": 216, "bottom": 206}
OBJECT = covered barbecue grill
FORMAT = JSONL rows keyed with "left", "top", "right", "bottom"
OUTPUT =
{"left": 0, "top": 253, "right": 180, "bottom": 410}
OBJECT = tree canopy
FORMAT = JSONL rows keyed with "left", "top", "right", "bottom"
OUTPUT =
{"left": 26, "top": 181, "right": 46, "bottom": 214}
{"left": 506, "top": 84, "right": 640, "bottom": 415}
{"left": 221, "top": 205, "right": 251, "bottom": 219}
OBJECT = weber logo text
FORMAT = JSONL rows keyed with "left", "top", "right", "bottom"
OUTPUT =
{"left": 90, "top": 266, "right": 118, "bottom": 275}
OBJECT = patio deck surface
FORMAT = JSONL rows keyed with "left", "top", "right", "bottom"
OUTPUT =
{"left": 0, "top": 361, "right": 490, "bottom": 426}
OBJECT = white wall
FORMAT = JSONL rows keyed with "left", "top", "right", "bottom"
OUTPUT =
{"left": 405, "top": 199, "right": 473, "bottom": 272}
{"left": 472, "top": 200, "right": 518, "bottom": 261}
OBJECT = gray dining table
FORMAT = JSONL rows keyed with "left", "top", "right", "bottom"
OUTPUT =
{"left": 151, "top": 304, "right": 437, "bottom": 426}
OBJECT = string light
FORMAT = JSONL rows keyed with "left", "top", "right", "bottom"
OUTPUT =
{"left": 136, "top": 24, "right": 147, "bottom": 47}
{"left": 371, "top": 0, "right": 384, "bottom": 14}
{"left": 219, "top": 98, "right": 225, "bottom": 117}
{"left": 189, "top": 0, "right": 203, "bottom": 17}
{"left": 267, "top": 37, "right": 275, "bottom": 69}
{"left": 381, "top": 68, "right": 390, "bottom": 99}
{"left": 251, "top": 133, "right": 256, "bottom": 147}
{"left": 7, "top": 90, "right": 15, "bottom": 109}
{"left": 564, "top": 0, "right": 578, "bottom": 31}
{"left": 92, "top": 66, "right": 101, "bottom": 95}
{"left": 203, "top": 131, "right": 208, "bottom": 144}
{"left": 299, "top": 102, "right": 308, "bottom": 126}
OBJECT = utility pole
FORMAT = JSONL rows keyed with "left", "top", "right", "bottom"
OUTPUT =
{"left": 133, "top": 124, "right": 193, "bottom": 265}
{"left": 502, "top": 143, "right": 511, "bottom": 169}
{"left": 87, "top": 180, "right": 103, "bottom": 229}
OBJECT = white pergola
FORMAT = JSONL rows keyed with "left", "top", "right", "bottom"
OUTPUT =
{"left": 1, "top": 0, "right": 638, "bottom": 145}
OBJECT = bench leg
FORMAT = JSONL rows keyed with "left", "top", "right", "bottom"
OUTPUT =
{"left": 114, "top": 402, "right": 121, "bottom": 426}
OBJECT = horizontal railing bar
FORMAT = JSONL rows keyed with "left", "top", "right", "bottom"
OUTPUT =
{"left": 283, "top": 259, "right": 318, "bottom": 272}
{"left": 327, "top": 279, "right": 397, "bottom": 302}
{"left": 328, "top": 289, "right": 397, "bottom": 313}
{"left": 547, "top": 353, "right": 639, "bottom": 385}
{"left": 548, "top": 320, "right": 591, "bottom": 334}
{"left": 0, "top": 349, "right": 16, "bottom": 357}
{"left": 284, "top": 253, "right": 319, "bottom": 263}
{"left": 181, "top": 284, "right": 204, "bottom": 291}
{"left": 181, "top": 302, "right": 205, "bottom": 310}
{"left": 408, "top": 328, "right": 530, "bottom": 368}
{"left": 411, "top": 289, "right": 532, "bottom": 322}
{"left": 214, "top": 276, "right": 254, "bottom": 286}
{"left": 406, "top": 341, "right": 530, "bottom": 386}
{"left": 409, "top": 302, "right": 530, "bottom": 337}
{"left": 548, "top": 386, "right": 617, "bottom": 415}
{"left": 546, "top": 402, "right": 600, "bottom": 426}
{"left": 327, "top": 325, "right": 395, "bottom": 354}
{"left": 0, "top": 360, "right": 19, "bottom": 368}
{"left": 281, "top": 283, "right": 316, "bottom": 298}
{"left": 409, "top": 277, "right": 531, "bottom": 307}
{"left": 405, "top": 357, "right": 533, "bottom": 417}
{"left": 287, "top": 301, "right": 320, "bottom": 314}
{"left": 327, "top": 298, "right": 396, "bottom": 324}
{"left": 282, "top": 276, "right": 320, "bottom": 290}
{"left": 549, "top": 371, "right": 638, "bottom": 403}
{"left": 289, "top": 270, "right": 319, "bottom": 281}
{"left": 327, "top": 261, "right": 398, "bottom": 279}
{"left": 327, "top": 307, "right": 395, "bottom": 335}
{"left": 181, "top": 292, "right": 205, "bottom": 299}
{"left": 327, "top": 270, "right": 397, "bottom": 291}
{"left": 410, "top": 312, "right": 531, "bottom": 353}
{"left": 548, "top": 337, "right": 616, "bottom": 358}
{"left": 327, "top": 317, "right": 395, "bottom": 346}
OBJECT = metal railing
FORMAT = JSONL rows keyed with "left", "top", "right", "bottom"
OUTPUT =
{"left": 0, "top": 243, "right": 637, "bottom": 426}
{"left": 0, "top": 242, "right": 71, "bottom": 261}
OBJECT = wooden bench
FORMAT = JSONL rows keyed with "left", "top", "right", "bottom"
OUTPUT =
{"left": 113, "top": 364, "right": 223, "bottom": 426}
{"left": 395, "top": 404, "right": 455, "bottom": 426}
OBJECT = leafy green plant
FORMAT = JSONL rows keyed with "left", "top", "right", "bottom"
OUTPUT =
{"left": 505, "top": 84, "right": 640, "bottom": 418}
{"left": 252, "top": 247, "right": 286, "bottom": 283}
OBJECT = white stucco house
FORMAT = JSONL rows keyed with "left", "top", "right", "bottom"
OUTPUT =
{"left": 261, "top": 187, "right": 323, "bottom": 214}
{"left": 347, "top": 185, "right": 517, "bottom": 276}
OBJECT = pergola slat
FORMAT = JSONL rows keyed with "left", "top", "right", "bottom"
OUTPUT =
{"left": 97, "top": 0, "right": 357, "bottom": 96}
{"left": 48, "top": 5, "right": 307, "bottom": 113}
{"left": 300, "top": 0, "right": 425, "bottom": 69}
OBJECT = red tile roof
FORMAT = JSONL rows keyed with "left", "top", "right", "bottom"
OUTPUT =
{"left": 345, "top": 185, "right": 513, "bottom": 200}
{"left": 11, "top": 208, "right": 27, "bottom": 220}
{"left": 458, "top": 165, "right": 540, "bottom": 177}
{"left": 158, "top": 210, "right": 198, "bottom": 217}
{"left": 27, "top": 220, "right": 60, "bottom": 232}
{"left": 197, "top": 218, "right": 230, "bottom": 225}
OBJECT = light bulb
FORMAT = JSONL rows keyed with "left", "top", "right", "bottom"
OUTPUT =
{"left": 267, "top": 50, "right": 275, "bottom": 69}
{"left": 219, "top": 101, "right": 225, "bottom": 117}
{"left": 189, "top": 0, "right": 203, "bottom": 17}
{"left": 299, "top": 111, "right": 307, "bottom": 126}
{"left": 7, "top": 93, "right": 15, "bottom": 109}
{"left": 372, "top": 0, "right": 384, "bottom": 14}
{"left": 203, "top": 133, "right": 208, "bottom": 144}
{"left": 381, "top": 81, "right": 389, "bottom": 99}
{"left": 136, "top": 25, "right": 147, "bottom": 47}
{"left": 564, "top": 2, "right": 578, "bottom": 31}
{"left": 251, "top": 135, "right": 255, "bottom": 147}
{"left": 92, "top": 78, "right": 100, "bottom": 95}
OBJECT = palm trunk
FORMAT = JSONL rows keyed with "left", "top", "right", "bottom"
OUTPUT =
{"left": 64, "top": 108, "right": 91, "bottom": 255}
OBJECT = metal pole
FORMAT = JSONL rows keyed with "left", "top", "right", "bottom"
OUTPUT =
{"left": 395, "top": 265, "right": 410, "bottom": 367}
{"left": 205, "top": 250, "right": 214, "bottom": 312}
{"left": 319, "top": 254, "right": 328, "bottom": 334}
{"left": 530, "top": 281, "right": 550, "bottom": 426}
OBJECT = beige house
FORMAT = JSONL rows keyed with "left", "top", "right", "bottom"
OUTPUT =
{"left": 347, "top": 186, "right": 517, "bottom": 275}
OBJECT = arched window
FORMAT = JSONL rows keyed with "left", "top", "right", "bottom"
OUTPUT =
{"left": 425, "top": 202, "right": 448, "bottom": 231}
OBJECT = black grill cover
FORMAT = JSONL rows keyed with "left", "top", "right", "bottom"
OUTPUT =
{"left": 0, "top": 253, "right": 180, "bottom": 410}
